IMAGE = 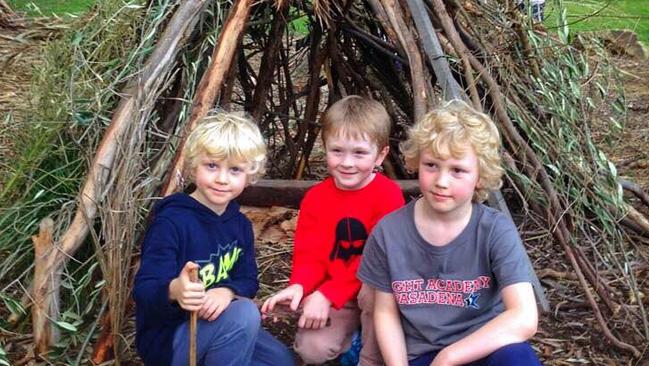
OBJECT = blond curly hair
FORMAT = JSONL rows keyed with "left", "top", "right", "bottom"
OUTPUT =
{"left": 400, "top": 100, "right": 504, "bottom": 202}
{"left": 184, "top": 111, "right": 267, "bottom": 184}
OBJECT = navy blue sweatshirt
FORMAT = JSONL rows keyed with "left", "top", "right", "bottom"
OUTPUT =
{"left": 133, "top": 193, "right": 259, "bottom": 365}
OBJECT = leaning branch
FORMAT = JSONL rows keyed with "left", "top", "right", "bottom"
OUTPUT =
{"left": 32, "top": 0, "right": 208, "bottom": 351}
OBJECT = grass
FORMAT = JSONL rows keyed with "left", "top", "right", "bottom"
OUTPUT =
{"left": 8, "top": 1, "right": 649, "bottom": 43}
{"left": 544, "top": 0, "right": 649, "bottom": 43}
{"left": 7, "top": 0, "right": 95, "bottom": 16}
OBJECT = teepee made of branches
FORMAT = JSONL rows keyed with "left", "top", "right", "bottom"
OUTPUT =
{"left": 2, "top": 0, "right": 649, "bottom": 363}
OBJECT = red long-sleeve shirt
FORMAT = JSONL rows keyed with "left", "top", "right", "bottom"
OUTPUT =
{"left": 289, "top": 173, "right": 405, "bottom": 308}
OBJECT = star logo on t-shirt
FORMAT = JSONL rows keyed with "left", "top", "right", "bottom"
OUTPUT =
{"left": 464, "top": 292, "right": 480, "bottom": 309}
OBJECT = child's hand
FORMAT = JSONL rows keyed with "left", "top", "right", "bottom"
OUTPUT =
{"left": 298, "top": 291, "right": 331, "bottom": 329}
{"left": 198, "top": 287, "right": 235, "bottom": 321}
{"left": 168, "top": 262, "right": 205, "bottom": 312}
{"left": 261, "top": 284, "right": 304, "bottom": 316}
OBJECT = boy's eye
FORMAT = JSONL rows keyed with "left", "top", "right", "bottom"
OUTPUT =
{"left": 423, "top": 162, "right": 437, "bottom": 168}
{"left": 207, "top": 162, "right": 218, "bottom": 169}
{"left": 354, "top": 150, "right": 368, "bottom": 155}
{"left": 453, "top": 168, "right": 466, "bottom": 174}
{"left": 231, "top": 166, "right": 244, "bottom": 174}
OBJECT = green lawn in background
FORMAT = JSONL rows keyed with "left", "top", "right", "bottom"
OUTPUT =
{"left": 544, "top": 0, "right": 649, "bottom": 43}
{"left": 8, "top": 0, "right": 649, "bottom": 43}
{"left": 8, "top": 0, "right": 95, "bottom": 16}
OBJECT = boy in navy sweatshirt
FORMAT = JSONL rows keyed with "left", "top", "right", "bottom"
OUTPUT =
{"left": 134, "top": 112, "right": 294, "bottom": 366}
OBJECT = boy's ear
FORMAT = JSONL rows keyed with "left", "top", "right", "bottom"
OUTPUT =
{"left": 375, "top": 145, "right": 390, "bottom": 167}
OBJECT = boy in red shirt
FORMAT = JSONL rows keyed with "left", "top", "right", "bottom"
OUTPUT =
{"left": 262, "top": 96, "right": 405, "bottom": 365}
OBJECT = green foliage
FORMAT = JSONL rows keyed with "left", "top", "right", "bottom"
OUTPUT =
{"left": 508, "top": 1, "right": 647, "bottom": 336}
{"left": 510, "top": 0, "right": 649, "bottom": 334}
{"left": 8, "top": 0, "right": 95, "bottom": 16}
{"left": 545, "top": 0, "right": 649, "bottom": 43}
{"left": 288, "top": 7, "right": 310, "bottom": 36}
{"left": 0, "top": 0, "right": 149, "bottom": 362}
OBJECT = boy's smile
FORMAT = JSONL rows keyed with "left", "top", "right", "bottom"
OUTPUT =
{"left": 190, "top": 153, "right": 249, "bottom": 214}
{"left": 418, "top": 148, "right": 480, "bottom": 219}
{"left": 325, "top": 133, "right": 388, "bottom": 191}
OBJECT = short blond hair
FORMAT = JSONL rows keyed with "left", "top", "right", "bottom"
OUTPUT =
{"left": 400, "top": 99, "right": 504, "bottom": 202}
{"left": 321, "top": 95, "right": 391, "bottom": 149}
{"left": 184, "top": 112, "right": 267, "bottom": 184}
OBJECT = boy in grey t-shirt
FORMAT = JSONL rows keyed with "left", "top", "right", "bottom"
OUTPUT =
{"left": 358, "top": 100, "right": 541, "bottom": 366}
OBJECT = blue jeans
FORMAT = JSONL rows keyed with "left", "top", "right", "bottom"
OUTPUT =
{"left": 171, "top": 298, "right": 294, "bottom": 366}
{"left": 409, "top": 342, "right": 541, "bottom": 366}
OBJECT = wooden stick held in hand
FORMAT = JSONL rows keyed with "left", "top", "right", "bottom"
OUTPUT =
{"left": 189, "top": 268, "right": 199, "bottom": 366}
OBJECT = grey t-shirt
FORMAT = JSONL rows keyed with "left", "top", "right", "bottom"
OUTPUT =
{"left": 358, "top": 200, "right": 532, "bottom": 360}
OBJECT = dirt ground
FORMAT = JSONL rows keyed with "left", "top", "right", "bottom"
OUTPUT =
{"left": 1, "top": 18, "right": 649, "bottom": 366}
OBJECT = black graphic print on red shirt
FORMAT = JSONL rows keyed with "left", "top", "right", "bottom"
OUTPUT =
{"left": 329, "top": 217, "right": 368, "bottom": 263}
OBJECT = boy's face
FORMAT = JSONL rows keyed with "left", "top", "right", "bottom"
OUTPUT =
{"left": 190, "top": 153, "right": 249, "bottom": 215}
{"left": 325, "top": 133, "right": 388, "bottom": 191}
{"left": 417, "top": 147, "right": 480, "bottom": 218}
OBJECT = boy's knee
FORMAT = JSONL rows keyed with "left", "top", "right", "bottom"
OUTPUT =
{"left": 221, "top": 298, "right": 261, "bottom": 336}
{"left": 294, "top": 333, "right": 343, "bottom": 364}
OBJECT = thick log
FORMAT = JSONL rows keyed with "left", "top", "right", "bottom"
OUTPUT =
{"left": 31, "top": 218, "right": 59, "bottom": 354}
{"left": 162, "top": 0, "right": 255, "bottom": 195}
{"left": 238, "top": 179, "right": 420, "bottom": 208}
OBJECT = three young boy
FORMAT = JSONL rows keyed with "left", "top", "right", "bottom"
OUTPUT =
{"left": 134, "top": 98, "right": 541, "bottom": 365}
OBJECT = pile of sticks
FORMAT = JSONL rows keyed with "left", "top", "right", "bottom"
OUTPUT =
{"left": 21, "top": 0, "right": 649, "bottom": 363}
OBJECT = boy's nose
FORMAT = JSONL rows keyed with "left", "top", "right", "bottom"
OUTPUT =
{"left": 341, "top": 154, "right": 354, "bottom": 167}
{"left": 215, "top": 170, "right": 228, "bottom": 183}
{"left": 434, "top": 172, "right": 449, "bottom": 188}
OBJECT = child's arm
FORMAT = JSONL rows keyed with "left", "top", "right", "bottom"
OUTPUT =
{"left": 288, "top": 192, "right": 328, "bottom": 294}
{"left": 374, "top": 290, "right": 409, "bottom": 366}
{"left": 135, "top": 218, "right": 198, "bottom": 318}
{"left": 431, "top": 282, "right": 537, "bottom": 366}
